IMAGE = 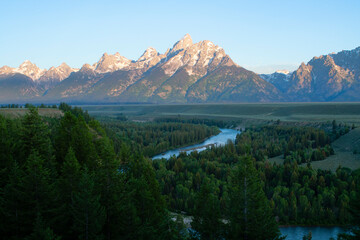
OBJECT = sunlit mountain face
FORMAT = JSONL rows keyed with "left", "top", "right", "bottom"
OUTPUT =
{"left": 1, "top": 35, "right": 359, "bottom": 103}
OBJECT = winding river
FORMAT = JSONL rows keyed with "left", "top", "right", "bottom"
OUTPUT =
{"left": 153, "top": 129, "right": 349, "bottom": 239}
{"left": 152, "top": 128, "right": 241, "bottom": 160}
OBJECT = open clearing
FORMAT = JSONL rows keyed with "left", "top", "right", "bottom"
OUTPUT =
{"left": 304, "top": 128, "right": 360, "bottom": 171}
{"left": 80, "top": 103, "right": 360, "bottom": 125}
{"left": 269, "top": 128, "right": 360, "bottom": 171}
{"left": 0, "top": 108, "right": 63, "bottom": 118}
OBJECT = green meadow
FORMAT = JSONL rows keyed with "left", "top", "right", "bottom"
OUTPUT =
{"left": 81, "top": 102, "right": 360, "bottom": 125}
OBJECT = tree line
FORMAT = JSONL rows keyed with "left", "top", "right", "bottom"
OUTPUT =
{"left": 102, "top": 119, "right": 219, "bottom": 157}
{"left": 152, "top": 125, "right": 360, "bottom": 228}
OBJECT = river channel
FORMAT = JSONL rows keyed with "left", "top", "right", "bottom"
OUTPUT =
{"left": 153, "top": 129, "right": 349, "bottom": 239}
{"left": 152, "top": 128, "right": 241, "bottom": 160}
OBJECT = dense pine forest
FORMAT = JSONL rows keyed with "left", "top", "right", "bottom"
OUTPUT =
{"left": 0, "top": 105, "right": 180, "bottom": 239}
{"left": 0, "top": 103, "right": 359, "bottom": 239}
{"left": 101, "top": 119, "right": 219, "bottom": 157}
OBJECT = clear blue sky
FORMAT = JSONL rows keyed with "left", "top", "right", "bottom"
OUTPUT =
{"left": 1, "top": 0, "right": 360, "bottom": 73}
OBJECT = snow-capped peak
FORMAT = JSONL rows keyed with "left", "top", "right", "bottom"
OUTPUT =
{"left": 170, "top": 34, "right": 193, "bottom": 54}
{"left": 19, "top": 60, "right": 32, "bottom": 67}
{"left": 138, "top": 47, "right": 158, "bottom": 62}
{"left": 16, "top": 60, "right": 46, "bottom": 81}
{"left": 94, "top": 52, "right": 131, "bottom": 73}
{"left": 38, "top": 62, "right": 77, "bottom": 83}
{"left": 275, "top": 70, "right": 290, "bottom": 75}
{"left": 80, "top": 63, "right": 95, "bottom": 71}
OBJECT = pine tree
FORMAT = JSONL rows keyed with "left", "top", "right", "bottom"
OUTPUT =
{"left": 227, "top": 156, "right": 281, "bottom": 240}
{"left": 70, "top": 116, "right": 98, "bottom": 168}
{"left": 26, "top": 213, "right": 61, "bottom": 240}
{"left": 54, "top": 147, "right": 81, "bottom": 238}
{"left": 0, "top": 116, "right": 17, "bottom": 173}
{"left": 21, "top": 107, "right": 52, "bottom": 161}
{"left": 55, "top": 113, "right": 97, "bottom": 168}
{"left": 337, "top": 184, "right": 360, "bottom": 239}
{"left": 55, "top": 112, "right": 78, "bottom": 163}
{"left": 1, "top": 161, "right": 27, "bottom": 238}
{"left": 191, "top": 179, "right": 223, "bottom": 240}
{"left": 21, "top": 151, "right": 56, "bottom": 233}
{"left": 71, "top": 168, "right": 105, "bottom": 240}
{"left": 118, "top": 155, "right": 172, "bottom": 239}
{"left": 2, "top": 151, "right": 56, "bottom": 238}
{"left": 94, "top": 137, "right": 122, "bottom": 240}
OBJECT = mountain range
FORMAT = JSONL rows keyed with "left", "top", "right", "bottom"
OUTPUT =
{"left": 0, "top": 34, "right": 359, "bottom": 103}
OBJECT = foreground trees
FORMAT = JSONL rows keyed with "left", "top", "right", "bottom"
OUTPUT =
{"left": 0, "top": 106, "right": 178, "bottom": 239}
{"left": 228, "top": 156, "right": 281, "bottom": 240}
{"left": 189, "top": 156, "right": 282, "bottom": 240}
{"left": 192, "top": 180, "right": 223, "bottom": 240}
{"left": 338, "top": 184, "right": 360, "bottom": 239}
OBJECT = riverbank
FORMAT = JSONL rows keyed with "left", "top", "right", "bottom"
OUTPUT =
{"left": 152, "top": 129, "right": 220, "bottom": 158}
{"left": 279, "top": 224, "right": 352, "bottom": 228}
{"left": 152, "top": 128, "right": 241, "bottom": 160}
{"left": 179, "top": 143, "right": 217, "bottom": 152}
{"left": 171, "top": 212, "right": 349, "bottom": 240}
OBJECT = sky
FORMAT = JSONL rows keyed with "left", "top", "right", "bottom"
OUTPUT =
{"left": 1, "top": 0, "right": 360, "bottom": 74}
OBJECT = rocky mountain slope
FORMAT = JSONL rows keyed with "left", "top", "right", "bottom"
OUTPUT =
{"left": 0, "top": 35, "right": 359, "bottom": 103}
{"left": 33, "top": 34, "right": 283, "bottom": 103}
{"left": 261, "top": 47, "right": 360, "bottom": 101}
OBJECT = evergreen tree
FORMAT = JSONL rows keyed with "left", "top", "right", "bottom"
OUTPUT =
{"left": 191, "top": 180, "right": 223, "bottom": 240}
{"left": 21, "top": 107, "right": 52, "bottom": 161}
{"left": 54, "top": 147, "right": 81, "bottom": 238}
{"left": 55, "top": 112, "right": 78, "bottom": 163}
{"left": 118, "top": 155, "right": 172, "bottom": 239}
{"left": 2, "top": 152, "right": 56, "bottom": 238}
{"left": 1, "top": 161, "right": 27, "bottom": 238}
{"left": 228, "top": 156, "right": 281, "bottom": 240}
{"left": 338, "top": 184, "right": 360, "bottom": 239}
{"left": 70, "top": 116, "right": 98, "bottom": 168}
{"left": 71, "top": 168, "right": 105, "bottom": 240}
{"left": 94, "top": 137, "right": 122, "bottom": 240}
{"left": 0, "top": 116, "right": 18, "bottom": 174}
{"left": 21, "top": 151, "right": 56, "bottom": 233}
{"left": 26, "top": 213, "right": 61, "bottom": 240}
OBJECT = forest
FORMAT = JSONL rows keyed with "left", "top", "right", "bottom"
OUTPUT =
{"left": 0, "top": 103, "right": 359, "bottom": 240}
{"left": 101, "top": 118, "right": 219, "bottom": 157}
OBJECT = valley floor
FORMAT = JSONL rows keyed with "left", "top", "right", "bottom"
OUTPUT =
{"left": 81, "top": 102, "right": 360, "bottom": 125}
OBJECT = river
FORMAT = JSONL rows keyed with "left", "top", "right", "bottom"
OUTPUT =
{"left": 152, "top": 128, "right": 241, "bottom": 160}
{"left": 155, "top": 129, "right": 349, "bottom": 239}
{"left": 280, "top": 226, "right": 349, "bottom": 239}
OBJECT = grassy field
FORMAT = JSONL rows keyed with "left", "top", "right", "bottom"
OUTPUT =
{"left": 0, "top": 108, "right": 63, "bottom": 118}
{"left": 80, "top": 103, "right": 360, "bottom": 125}
{"left": 304, "top": 128, "right": 360, "bottom": 171}
{"left": 269, "top": 128, "right": 360, "bottom": 171}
